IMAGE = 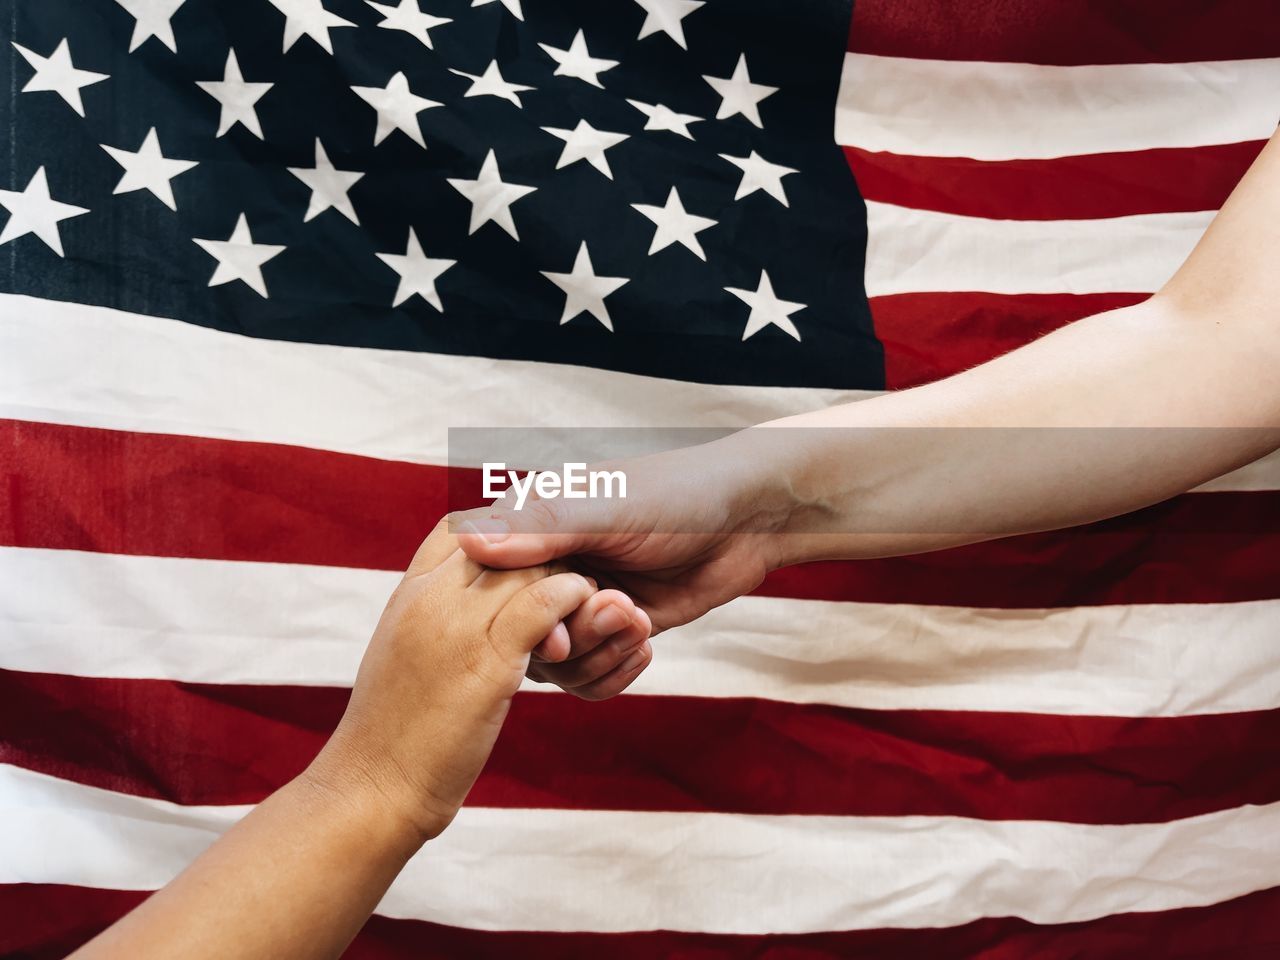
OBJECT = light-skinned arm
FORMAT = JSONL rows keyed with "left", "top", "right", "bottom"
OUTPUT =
{"left": 457, "top": 130, "right": 1280, "bottom": 684}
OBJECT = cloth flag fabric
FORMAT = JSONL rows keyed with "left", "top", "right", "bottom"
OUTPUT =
{"left": 2, "top": 0, "right": 1280, "bottom": 956}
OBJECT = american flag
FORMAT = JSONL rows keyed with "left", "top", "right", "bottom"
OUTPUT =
{"left": 3, "top": 0, "right": 1280, "bottom": 955}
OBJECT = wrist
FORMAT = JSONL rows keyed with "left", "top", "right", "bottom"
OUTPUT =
{"left": 711, "top": 427, "right": 822, "bottom": 571}
{"left": 301, "top": 733, "right": 448, "bottom": 853}
{"left": 724, "top": 421, "right": 891, "bottom": 568}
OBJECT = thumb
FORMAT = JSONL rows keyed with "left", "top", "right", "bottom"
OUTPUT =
{"left": 453, "top": 499, "right": 595, "bottom": 569}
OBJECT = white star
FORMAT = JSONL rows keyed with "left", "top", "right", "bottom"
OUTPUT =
{"left": 449, "top": 60, "right": 533, "bottom": 107}
{"left": 446, "top": 150, "right": 537, "bottom": 239}
{"left": 719, "top": 150, "right": 798, "bottom": 207}
{"left": 376, "top": 227, "right": 456, "bottom": 309}
{"left": 11, "top": 38, "right": 108, "bottom": 118}
{"left": 197, "top": 50, "right": 273, "bottom": 139}
{"left": 625, "top": 99, "right": 702, "bottom": 139}
{"left": 538, "top": 30, "right": 618, "bottom": 89}
{"left": 351, "top": 71, "right": 440, "bottom": 148}
{"left": 631, "top": 187, "right": 716, "bottom": 260}
{"left": 471, "top": 0, "right": 523, "bottom": 20}
{"left": 288, "top": 139, "right": 363, "bottom": 224}
{"left": 100, "top": 127, "right": 198, "bottom": 212}
{"left": 0, "top": 167, "right": 89, "bottom": 258}
{"left": 702, "top": 53, "right": 777, "bottom": 128}
{"left": 542, "top": 119, "right": 629, "bottom": 179}
{"left": 725, "top": 270, "right": 805, "bottom": 341}
{"left": 366, "top": 0, "right": 451, "bottom": 48}
{"left": 192, "top": 214, "right": 286, "bottom": 298}
{"left": 114, "top": 0, "right": 187, "bottom": 53}
{"left": 541, "top": 242, "right": 628, "bottom": 331}
{"left": 633, "top": 0, "right": 704, "bottom": 49}
{"left": 267, "top": 0, "right": 355, "bottom": 54}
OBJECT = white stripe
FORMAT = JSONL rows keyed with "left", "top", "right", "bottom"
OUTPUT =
{"left": 3, "top": 293, "right": 1274, "bottom": 489}
{"left": 2, "top": 764, "right": 1276, "bottom": 933}
{"left": 836, "top": 53, "right": 1280, "bottom": 160}
{"left": 865, "top": 201, "right": 1211, "bottom": 296}
{"left": 0, "top": 294, "right": 869, "bottom": 464}
{"left": 4, "top": 547, "right": 1277, "bottom": 717}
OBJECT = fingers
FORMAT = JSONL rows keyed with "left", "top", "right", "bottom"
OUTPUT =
{"left": 490, "top": 572, "right": 597, "bottom": 656}
{"left": 527, "top": 607, "right": 653, "bottom": 700}
{"left": 564, "top": 638, "right": 654, "bottom": 702}
{"left": 452, "top": 500, "right": 593, "bottom": 570}
{"left": 536, "top": 620, "right": 572, "bottom": 662}
{"left": 533, "top": 589, "right": 638, "bottom": 664}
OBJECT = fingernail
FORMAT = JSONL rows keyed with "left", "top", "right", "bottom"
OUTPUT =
{"left": 459, "top": 518, "right": 509, "bottom": 544}
{"left": 592, "top": 604, "right": 629, "bottom": 636}
{"left": 619, "top": 647, "right": 649, "bottom": 674}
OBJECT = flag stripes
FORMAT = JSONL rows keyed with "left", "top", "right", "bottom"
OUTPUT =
{"left": 7, "top": 547, "right": 1280, "bottom": 716}
{"left": 864, "top": 203, "right": 1212, "bottom": 297}
{"left": 866, "top": 292, "right": 1150, "bottom": 388}
{"left": 0, "top": 294, "right": 869, "bottom": 462}
{"left": 5, "top": 882, "right": 1280, "bottom": 960}
{"left": 5, "top": 669, "right": 1280, "bottom": 822}
{"left": 828, "top": 5, "right": 1280, "bottom": 947}
{"left": 846, "top": 0, "right": 1280, "bottom": 65}
{"left": 5, "top": 764, "right": 1280, "bottom": 934}
{"left": 6, "top": 420, "right": 1279, "bottom": 609}
{"left": 837, "top": 55, "right": 1280, "bottom": 161}
{"left": 844, "top": 141, "right": 1267, "bottom": 220}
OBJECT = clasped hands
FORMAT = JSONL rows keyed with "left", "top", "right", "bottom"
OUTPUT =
{"left": 452, "top": 441, "right": 787, "bottom": 699}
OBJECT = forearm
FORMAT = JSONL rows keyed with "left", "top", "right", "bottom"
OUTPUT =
{"left": 67, "top": 530, "right": 601, "bottom": 958}
{"left": 757, "top": 132, "right": 1280, "bottom": 564}
{"left": 70, "top": 745, "right": 428, "bottom": 960}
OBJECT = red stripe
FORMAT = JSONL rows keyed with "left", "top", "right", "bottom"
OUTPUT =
{"left": 847, "top": 0, "right": 1280, "bottom": 65}
{"left": 4, "top": 418, "right": 1279, "bottom": 608}
{"left": 5, "top": 670, "right": 1279, "bottom": 824}
{"left": 846, "top": 142, "right": 1262, "bottom": 220}
{"left": 5, "top": 883, "right": 1280, "bottom": 959}
{"left": 761, "top": 513, "right": 1280, "bottom": 607}
{"left": 0, "top": 417, "right": 458, "bottom": 573}
{"left": 871, "top": 292, "right": 1150, "bottom": 389}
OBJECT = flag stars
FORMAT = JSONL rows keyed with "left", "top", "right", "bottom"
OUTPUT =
{"left": 447, "top": 150, "right": 537, "bottom": 239}
{"left": 197, "top": 50, "right": 273, "bottom": 139}
{"left": 376, "top": 227, "right": 456, "bottom": 309}
{"left": 193, "top": 214, "right": 286, "bottom": 298}
{"left": 114, "top": 0, "right": 187, "bottom": 53}
{"left": 449, "top": 61, "right": 534, "bottom": 107}
{"left": 267, "top": 0, "right": 355, "bottom": 54}
{"left": 703, "top": 53, "right": 777, "bottom": 128}
{"left": 288, "top": 139, "right": 364, "bottom": 224}
{"left": 631, "top": 187, "right": 716, "bottom": 261}
{"left": 472, "top": 0, "right": 523, "bottom": 20}
{"left": 541, "top": 242, "right": 629, "bottom": 331}
{"left": 626, "top": 99, "right": 702, "bottom": 139}
{"left": 366, "top": 0, "right": 451, "bottom": 49}
{"left": 100, "top": 128, "right": 198, "bottom": 212}
{"left": 0, "top": 167, "right": 89, "bottom": 257}
{"left": 633, "top": 0, "right": 704, "bottom": 49}
{"left": 539, "top": 30, "right": 618, "bottom": 88}
{"left": 725, "top": 270, "right": 806, "bottom": 341}
{"left": 542, "top": 120, "right": 629, "bottom": 179}
{"left": 719, "top": 150, "right": 799, "bottom": 207}
{"left": 11, "top": 38, "right": 108, "bottom": 118}
{"left": 352, "top": 71, "right": 441, "bottom": 148}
